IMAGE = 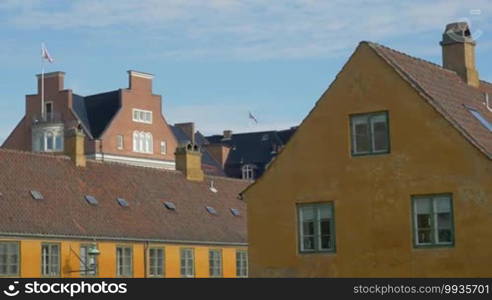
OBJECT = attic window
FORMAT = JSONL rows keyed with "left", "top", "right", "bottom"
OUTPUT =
{"left": 30, "top": 190, "right": 44, "bottom": 200}
{"left": 117, "top": 197, "right": 129, "bottom": 207}
{"left": 206, "top": 206, "right": 217, "bottom": 215}
{"left": 467, "top": 107, "right": 492, "bottom": 131}
{"left": 163, "top": 201, "right": 176, "bottom": 210}
{"left": 230, "top": 208, "right": 240, "bottom": 216}
{"left": 85, "top": 195, "right": 98, "bottom": 206}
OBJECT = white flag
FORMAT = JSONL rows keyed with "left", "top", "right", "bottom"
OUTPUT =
{"left": 41, "top": 43, "right": 54, "bottom": 63}
{"left": 248, "top": 111, "right": 258, "bottom": 123}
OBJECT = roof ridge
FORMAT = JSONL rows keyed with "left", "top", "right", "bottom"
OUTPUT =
{"left": 83, "top": 89, "right": 120, "bottom": 99}
{"left": 364, "top": 41, "right": 456, "bottom": 75}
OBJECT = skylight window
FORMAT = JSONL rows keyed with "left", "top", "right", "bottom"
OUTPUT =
{"left": 30, "top": 190, "right": 44, "bottom": 200}
{"left": 163, "top": 201, "right": 176, "bottom": 210}
{"left": 230, "top": 208, "right": 240, "bottom": 216}
{"left": 117, "top": 197, "right": 129, "bottom": 207}
{"left": 467, "top": 107, "right": 492, "bottom": 131}
{"left": 85, "top": 195, "right": 98, "bottom": 206}
{"left": 206, "top": 206, "right": 217, "bottom": 215}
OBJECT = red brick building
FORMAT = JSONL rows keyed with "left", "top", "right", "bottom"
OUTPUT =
{"left": 2, "top": 70, "right": 178, "bottom": 169}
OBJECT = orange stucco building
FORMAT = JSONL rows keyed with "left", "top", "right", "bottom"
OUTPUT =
{"left": 244, "top": 22, "right": 492, "bottom": 277}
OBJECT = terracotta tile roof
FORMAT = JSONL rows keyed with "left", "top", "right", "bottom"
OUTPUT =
{"left": 366, "top": 42, "right": 492, "bottom": 158}
{"left": 0, "top": 149, "right": 249, "bottom": 244}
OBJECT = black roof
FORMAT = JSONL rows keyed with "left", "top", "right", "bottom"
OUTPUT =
{"left": 170, "top": 125, "right": 225, "bottom": 177}
{"left": 72, "top": 91, "right": 121, "bottom": 138}
{"left": 206, "top": 128, "right": 297, "bottom": 167}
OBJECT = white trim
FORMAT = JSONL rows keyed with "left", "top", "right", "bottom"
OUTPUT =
{"left": 128, "top": 70, "right": 154, "bottom": 80}
{"left": 87, "top": 153, "right": 175, "bottom": 170}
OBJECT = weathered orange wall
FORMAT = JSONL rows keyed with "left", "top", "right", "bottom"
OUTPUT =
{"left": 0, "top": 237, "right": 246, "bottom": 278}
{"left": 245, "top": 43, "right": 492, "bottom": 277}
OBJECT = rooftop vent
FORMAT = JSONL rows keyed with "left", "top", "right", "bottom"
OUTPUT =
{"left": 117, "top": 197, "right": 129, "bottom": 207}
{"left": 230, "top": 208, "right": 240, "bottom": 216}
{"left": 30, "top": 190, "right": 44, "bottom": 200}
{"left": 209, "top": 181, "right": 218, "bottom": 193}
{"left": 206, "top": 206, "right": 217, "bottom": 215}
{"left": 85, "top": 195, "right": 98, "bottom": 206}
{"left": 163, "top": 201, "right": 176, "bottom": 210}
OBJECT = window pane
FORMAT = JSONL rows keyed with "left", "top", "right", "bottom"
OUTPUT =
{"left": 46, "top": 133, "right": 54, "bottom": 150}
{"left": 415, "top": 198, "right": 432, "bottom": 214}
{"left": 354, "top": 122, "right": 370, "bottom": 153}
{"left": 371, "top": 115, "right": 388, "bottom": 152}
{"left": 55, "top": 135, "right": 63, "bottom": 151}
{"left": 435, "top": 197, "right": 451, "bottom": 213}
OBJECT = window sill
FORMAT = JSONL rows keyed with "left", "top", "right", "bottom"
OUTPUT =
{"left": 351, "top": 151, "right": 390, "bottom": 157}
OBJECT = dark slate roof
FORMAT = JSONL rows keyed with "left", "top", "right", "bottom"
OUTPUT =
{"left": 0, "top": 149, "right": 248, "bottom": 244}
{"left": 170, "top": 126, "right": 226, "bottom": 177}
{"left": 367, "top": 42, "right": 492, "bottom": 159}
{"left": 71, "top": 91, "right": 120, "bottom": 139}
{"left": 206, "top": 128, "right": 297, "bottom": 166}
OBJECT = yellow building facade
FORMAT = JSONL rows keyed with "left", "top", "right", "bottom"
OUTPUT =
{"left": 244, "top": 24, "right": 492, "bottom": 277}
{"left": 0, "top": 237, "right": 247, "bottom": 278}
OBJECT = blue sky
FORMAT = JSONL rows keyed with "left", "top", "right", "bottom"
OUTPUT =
{"left": 0, "top": 0, "right": 491, "bottom": 142}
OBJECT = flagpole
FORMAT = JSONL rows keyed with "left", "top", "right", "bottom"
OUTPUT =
{"left": 41, "top": 43, "right": 45, "bottom": 119}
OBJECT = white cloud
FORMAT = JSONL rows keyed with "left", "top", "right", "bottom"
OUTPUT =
{"left": 2, "top": 0, "right": 491, "bottom": 60}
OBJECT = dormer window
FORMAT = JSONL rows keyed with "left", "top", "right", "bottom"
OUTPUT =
{"left": 241, "top": 164, "right": 255, "bottom": 180}
{"left": 132, "top": 109, "right": 152, "bottom": 124}
{"left": 32, "top": 130, "right": 63, "bottom": 153}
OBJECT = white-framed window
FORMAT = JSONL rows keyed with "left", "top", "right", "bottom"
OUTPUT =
{"left": 116, "top": 246, "right": 133, "bottom": 277}
{"left": 160, "top": 141, "right": 167, "bottom": 155}
{"left": 41, "top": 243, "right": 60, "bottom": 277}
{"left": 132, "top": 131, "right": 153, "bottom": 153}
{"left": 132, "top": 109, "right": 152, "bottom": 124}
{"left": 209, "top": 249, "right": 222, "bottom": 278}
{"left": 412, "top": 194, "right": 454, "bottom": 247}
{"left": 80, "top": 244, "right": 98, "bottom": 276}
{"left": 350, "top": 111, "right": 389, "bottom": 155}
{"left": 0, "top": 242, "right": 19, "bottom": 276}
{"left": 116, "top": 135, "right": 124, "bottom": 150}
{"left": 298, "top": 203, "right": 335, "bottom": 253}
{"left": 33, "top": 130, "right": 63, "bottom": 152}
{"left": 241, "top": 164, "right": 255, "bottom": 180}
{"left": 236, "top": 250, "right": 248, "bottom": 278}
{"left": 149, "top": 248, "right": 164, "bottom": 277}
{"left": 180, "top": 248, "right": 194, "bottom": 278}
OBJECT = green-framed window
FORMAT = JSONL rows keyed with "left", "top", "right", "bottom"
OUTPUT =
{"left": 148, "top": 247, "right": 164, "bottom": 277}
{"left": 180, "top": 248, "right": 195, "bottom": 278}
{"left": 236, "top": 250, "right": 248, "bottom": 278}
{"left": 298, "top": 203, "right": 335, "bottom": 253}
{"left": 350, "top": 111, "right": 389, "bottom": 156}
{"left": 41, "top": 243, "right": 60, "bottom": 277}
{"left": 412, "top": 194, "right": 454, "bottom": 247}
{"left": 0, "top": 242, "right": 19, "bottom": 276}
{"left": 116, "top": 246, "right": 133, "bottom": 277}
{"left": 209, "top": 249, "right": 222, "bottom": 278}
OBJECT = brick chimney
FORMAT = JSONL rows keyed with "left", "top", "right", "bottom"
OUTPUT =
{"left": 204, "top": 144, "right": 230, "bottom": 168}
{"left": 175, "top": 122, "right": 195, "bottom": 144}
{"left": 128, "top": 70, "right": 153, "bottom": 92}
{"left": 36, "top": 71, "right": 65, "bottom": 94}
{"left": 64, "top": 127, "right": 86, "bottom": 167}
{"left": 440, "top": 22, "right": 479, "bottom": 87}
{"left": 222, "top": 130, "right": 233, "bottom": 140}
{"left": 175, "top": 143, "right": 204, "bottom": 182}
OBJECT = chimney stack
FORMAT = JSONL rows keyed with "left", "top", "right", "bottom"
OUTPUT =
{"left": 440, "top": 22, "right": 480, "bottom": 87}
{"left": 175, "top": 143, "right": 204, "bottom": 182}
{"left": 36, "top": 71, "right": 65, "bottom": 94}
{"left": 223, "top": 130, "right": 233, "bottom": 140}
{"left": 127, "top": 70, "right": 154, "bottom": 92}
{"left": 64, "top": 126, "right": 86, "bottom": 167}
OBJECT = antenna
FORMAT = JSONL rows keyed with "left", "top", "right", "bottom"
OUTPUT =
{"left": 485, "top": 93, "right": 492, "bottom": 112}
